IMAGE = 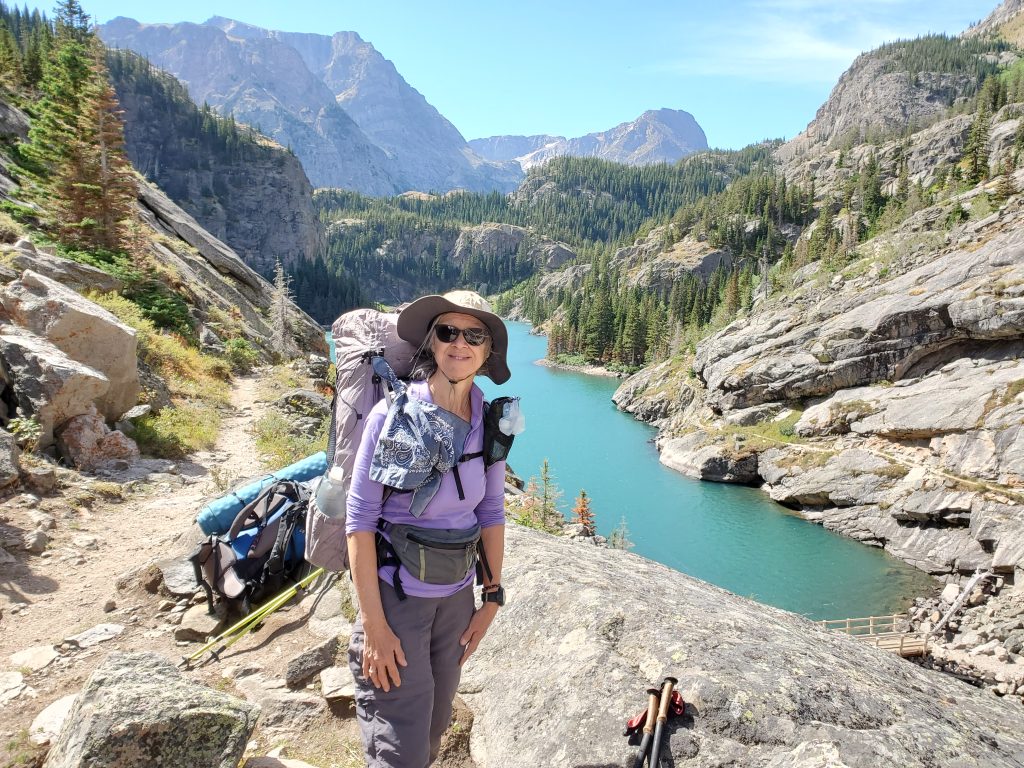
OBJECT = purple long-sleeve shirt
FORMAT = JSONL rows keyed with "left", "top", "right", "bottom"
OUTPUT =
{"left": 347, "top": 379, "right": 506, "bottom": 597}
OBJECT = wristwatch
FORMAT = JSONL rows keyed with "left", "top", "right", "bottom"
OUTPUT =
{"left": 481, "top": 584, "right": 505, "bottom": 606}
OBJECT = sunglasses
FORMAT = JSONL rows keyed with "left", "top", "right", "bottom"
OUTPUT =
{"left": 433, "top": 324, "right": 490, "bottom": 346}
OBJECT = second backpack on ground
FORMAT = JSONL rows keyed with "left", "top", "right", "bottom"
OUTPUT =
{"left": 192, "top": 478, "right": 310, "bottom": 614}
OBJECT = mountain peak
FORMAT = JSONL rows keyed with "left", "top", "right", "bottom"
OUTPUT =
{"left": 470, "top": 109, "right": 708, "bottom": 170}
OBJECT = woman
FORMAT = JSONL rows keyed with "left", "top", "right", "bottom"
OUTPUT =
{"left": 345, "top": 290, "right": 510, "bottom": 768}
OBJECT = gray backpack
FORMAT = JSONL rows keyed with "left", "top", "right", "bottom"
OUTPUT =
{"left": 303, "top": 309, "right": 415, "bottom": 572}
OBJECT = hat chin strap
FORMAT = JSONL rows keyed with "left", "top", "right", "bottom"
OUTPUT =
{"left": 437, "top": 358, "right": 475, "bottom": 386}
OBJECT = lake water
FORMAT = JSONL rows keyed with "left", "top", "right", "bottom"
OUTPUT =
{"left": 330, "top": 321, "right": 936, "bottom": 620}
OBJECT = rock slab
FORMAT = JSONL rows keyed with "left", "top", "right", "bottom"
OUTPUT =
{"left": 43, "top": 651, "right": 259, "bottom": 768}
{"left": 30, "top": 694, "right": 78, "bottom": 746}
{"left": 285, "top": 637, "right": 338, "bottom": 688}
{"left": 460, "top": 524, "right": 1024, "bottom": 768}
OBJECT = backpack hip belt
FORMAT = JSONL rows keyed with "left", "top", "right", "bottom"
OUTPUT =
{"left": 374, "top": 519, "right": 493, "bottom": 600}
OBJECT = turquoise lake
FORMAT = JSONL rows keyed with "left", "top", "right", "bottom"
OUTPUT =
{"left": 331, "top": 321, "right": 936, "bottom": 620}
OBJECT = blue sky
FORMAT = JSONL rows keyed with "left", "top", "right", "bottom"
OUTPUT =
{"left": 81, "top": 0, "right": 999, "bottom": 148}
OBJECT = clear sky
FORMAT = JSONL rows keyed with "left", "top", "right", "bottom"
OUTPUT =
{"left": 78, "top": 0, "right": 999, "bottom": 149}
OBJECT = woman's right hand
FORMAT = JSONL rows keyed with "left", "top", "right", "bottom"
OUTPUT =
{"left": 362, "top": 619, "right": 407, "bottom": 691}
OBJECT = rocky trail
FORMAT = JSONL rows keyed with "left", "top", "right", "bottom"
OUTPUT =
{"left": 0, "top": 373, "right": 390, "bottom": 768}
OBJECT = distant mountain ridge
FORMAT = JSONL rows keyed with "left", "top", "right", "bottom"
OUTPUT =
{"left": 470, "top": 109, "right": 709, "bottom": 170}
{"left": 98, "top": 16, "right": 522, "bottom": 195}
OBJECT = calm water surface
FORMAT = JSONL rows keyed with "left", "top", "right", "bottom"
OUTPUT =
{"left": 331, "top": 321, "right": 935, "bottom": 620}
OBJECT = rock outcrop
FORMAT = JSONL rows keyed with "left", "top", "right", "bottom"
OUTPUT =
{"left": 451, "top": 223, "right": 576, "bottom": 272}
{"left": 0, "top": 270, "right": 140, "bottom": 421}
{"left": 110, "top": 52, "right": 324, "bottom": 277}
{"left": 4, "top": 239, "right": 123, "bottom": 294}
{"left": 135, "top": 182, "right": 327, "bottom": 357}
{"left": 777, "top": 50, "right": 985, "bottom": 162}
{"left": 0, "top": 327, "right": 111, "bottom": 449}
{"left": 43, "top": 652, "right": 258, "bottom": 768}
{"left": 470, "top": 108, "right": 709, "bottom": 170}
{"left": 462, "top": 525, "right": 1024, "bottom": 767}
{"left": 616, "top": 195, "right": 1024, "bottom": 582}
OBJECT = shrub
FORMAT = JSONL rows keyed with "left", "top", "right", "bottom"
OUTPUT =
{"left": 133, "top": 404, "right": 220, "bottom": 458}
{"left": 254, "top": 410, "right": 329, "bottom": 469}
{"left": 8, "top": 411, "right": 41, "bottom": 451}
{"left": 224, "top": 337, "right": 259, "bottom": 373}
{"left": 123, "top": 279, "right": 194, "bottom": 337}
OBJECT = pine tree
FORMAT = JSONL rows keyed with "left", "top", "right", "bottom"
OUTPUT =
{"left": 48, "top": 38, "right": 135, "bottom": 250}
{"left": 571, "top": 489, "right": 595, "bottom": 536}
{"left": 608, "top": 516, "right": 633, "bottom": 550}
{"left": 0, "top": 22, "right": 22, "bottom": 89}
{"left": 965, "top": 100, "right": 991, "bottom": 185}
{"left": 994, "top": 157, "right": 1018, "bottom": 201}
{"left": 538, "top": 458, "right": 563, "bottom": 533}
{"left": 272, "top": 258, "right": 293, "bottom": 360}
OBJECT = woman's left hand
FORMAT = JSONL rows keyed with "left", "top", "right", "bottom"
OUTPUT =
{"left": 459, "top": 604, "right": 498, "bottom": 666}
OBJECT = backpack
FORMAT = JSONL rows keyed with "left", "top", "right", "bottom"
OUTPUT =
{"left": 303, "top": 308, "right": 521, "bottom": 575}
{"left": 303, "top": 309, "right": 415, "bottom": 573}
{"left": 191, "top": 478, "right": 310, "bottom": 614}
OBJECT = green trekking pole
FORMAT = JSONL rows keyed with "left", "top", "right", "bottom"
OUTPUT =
{"left": 179, "top": 567, "right": 325, "bottom": 668}
{"left": 648, "top": 676, "right": 678, "bottom": 767}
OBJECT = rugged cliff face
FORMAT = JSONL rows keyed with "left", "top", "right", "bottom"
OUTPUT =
{"left": 98, "top": 17, "right": 523, "bottom": 195}
{"left": 98, "top": 17, "right": 398, "bottom": 196}
{"left": 109, "top": 53, "right": 323, "bottom": 278}
{"left": 616, "top": 161, "right": 1024, "bottom": 585}
{"left": 609, "top": 17, "right": 1024, "bottom": 593}
{"left": 471, "top": 108, "right": 709, "bottom": 170}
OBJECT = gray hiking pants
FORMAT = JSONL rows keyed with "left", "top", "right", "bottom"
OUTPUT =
{"left": 348, "top": 581, "right": 475, "bottom": 768}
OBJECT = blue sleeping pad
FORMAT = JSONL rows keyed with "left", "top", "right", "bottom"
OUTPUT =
{"left": 196, "top": 451, "right": 328, "bottom": 536}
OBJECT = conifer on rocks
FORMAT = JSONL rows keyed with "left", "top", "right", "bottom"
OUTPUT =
{"left": 571, "top": 489, "right": 595, "bottom": 536}
{"left": 24, "top": 1, "right": 136, "bottom": 251}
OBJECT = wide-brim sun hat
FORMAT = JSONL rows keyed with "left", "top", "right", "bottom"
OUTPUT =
{"left": 397, "top": 290, "right": 511, "bottom": 384}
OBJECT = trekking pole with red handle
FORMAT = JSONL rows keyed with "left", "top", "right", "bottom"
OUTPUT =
{"left": 648, "top": 676, "right": 678, "bottom": 766}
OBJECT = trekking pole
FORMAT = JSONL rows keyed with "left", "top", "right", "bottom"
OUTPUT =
{"left": 648, "top": 676, "right": 678, "bottom": 767}
{"left": 631, "top": 687, "right": 661, "bottom": 768}
{"left": 179, "top": 567, "right": 325, "bottom": 668}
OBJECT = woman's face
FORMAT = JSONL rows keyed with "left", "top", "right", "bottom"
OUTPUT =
{"left": 430, "top": 312, "right": 491, "bottom": 381}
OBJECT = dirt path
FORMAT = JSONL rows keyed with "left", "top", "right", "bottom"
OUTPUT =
{"left": 0, "top": 373, "right": 369, "bottom": 767}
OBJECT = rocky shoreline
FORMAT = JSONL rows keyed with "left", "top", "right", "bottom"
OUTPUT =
{"left": 532, "top": 356, "right": 628, "bottom": 378}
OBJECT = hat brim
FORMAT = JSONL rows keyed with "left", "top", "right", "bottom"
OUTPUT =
{"left": 397, "top": 295, "right": 511, "bottom": 384}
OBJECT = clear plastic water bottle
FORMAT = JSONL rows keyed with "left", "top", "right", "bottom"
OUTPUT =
{"left": 315, "top": 466, "right": 347, "bottom": 519}
{"left": 497, "top": 398, "right": 525, "bottom": 436}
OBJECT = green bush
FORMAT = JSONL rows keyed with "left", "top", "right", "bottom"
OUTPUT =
{"left": 225, "top": 337, "right": 259, "bottom": 373}
{"left": 133, "top": 404, "right": 220, "bottom": 458}
{"left": 124, "top": 280, "right": 193, "bottom": 337}
{"left": 254, "top": 411, "right": 329, "bottom": 469}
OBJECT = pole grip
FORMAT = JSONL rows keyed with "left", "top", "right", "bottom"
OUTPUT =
{"left": 655, "top": 677, "right": 678, "bottom": 723}
{"left": 642, "top": 688, "right": 660, "bottom": 735}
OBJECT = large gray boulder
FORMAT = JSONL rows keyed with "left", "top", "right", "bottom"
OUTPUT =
{"left": 43, "top": 652, "right": 259, "bottom": 768}
{"left": 0, "top": 328, "right": 110, "bottom": 448}
{"left": 0, "top": 270, "right": 139, "bottom": 420}
{"left": 461, "top": 525, "right": 1024, "bottom": 767}
{"left": 659, "top": 431, "right": 759, "bottom": 485}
